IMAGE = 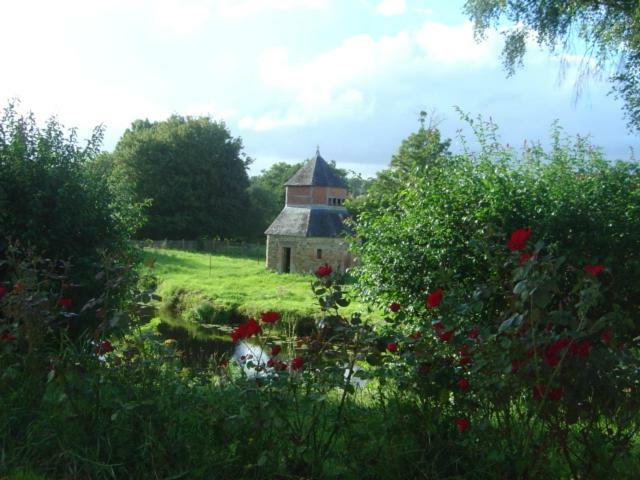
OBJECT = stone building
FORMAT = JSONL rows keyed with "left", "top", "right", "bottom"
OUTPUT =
{"left": 265, "top": 150, "right": 351, "bottom": 274}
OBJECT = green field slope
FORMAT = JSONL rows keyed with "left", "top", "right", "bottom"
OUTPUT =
{"left": 143, "top": 248, "right": 365, "bottom": 318}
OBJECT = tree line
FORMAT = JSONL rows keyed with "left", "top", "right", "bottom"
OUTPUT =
{"left": 95, "top": 115, "right": 370, "bottom": 242}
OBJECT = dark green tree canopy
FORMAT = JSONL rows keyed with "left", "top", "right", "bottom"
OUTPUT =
{"left": 113, "top": 115, "right": 252, "bottom": 240}
{"left": 0, "top": 102, "right": 139, "bottom": 259}
{"left": 464, "top": 0, "right": 640, "bottom": 131}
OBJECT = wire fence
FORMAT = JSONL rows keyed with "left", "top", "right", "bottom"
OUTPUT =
{"left": 134, "top": 239, "right": 265, "bottom": 258}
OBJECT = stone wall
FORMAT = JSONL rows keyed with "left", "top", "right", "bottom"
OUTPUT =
{"left": 266, "top": 235, "right": 352, "bottom": 274}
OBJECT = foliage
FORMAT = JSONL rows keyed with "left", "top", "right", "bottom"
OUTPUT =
{"left": 351, "top": 116, "right": 640, "bottom": 319}
{"left": 0, "top": 101, "right": 142, "bottom": 261}
{"left": 0, "top": 102, "right": 144, "bottom": 335}
{"left": 464, "top": 0, "right": 640, "bottom": 132}
{"left": 0, "top": 250, "right": 380, "bottom": 479}
{"left": 112, "top": 115, "right": 252, "bottom": 240}
{"left": 349, "top": 116, "right": 450, "bottom": 216}
{"left": 2, "top": 241, "right": 639, "bottom": 478}
{"left": 372, "top": 230, "right": 640, "bottom": 478}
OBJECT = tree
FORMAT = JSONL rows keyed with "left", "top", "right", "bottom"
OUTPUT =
{"left": 464, "top": 0, "right": 640, "bottom": 131}
{"left": 349, "top": 116, "right": 450, "bottom": 216}
{"left": 113, "top": 115, "right": 252, "bottom": 239}
{"left": 0, "top": 101, "right": 140, "bottom": 260}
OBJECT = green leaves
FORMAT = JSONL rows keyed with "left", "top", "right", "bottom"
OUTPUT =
{"left": 112, "top": 115, "right": 251, "bottom": 240}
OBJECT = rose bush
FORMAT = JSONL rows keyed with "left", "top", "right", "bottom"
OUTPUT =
{"left": 370, "top": 228, "right": 640, "bottom": 478}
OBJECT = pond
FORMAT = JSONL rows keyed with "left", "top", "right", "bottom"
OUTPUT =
{"left": 155, "top": 317, "right": 301, "bottom": 375}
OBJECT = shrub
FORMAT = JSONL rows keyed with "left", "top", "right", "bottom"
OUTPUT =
{"left": 0, "top": 101, "right": 142, "bottom": 262}
{"left": 371, "top": 229, "right": 640, "bottom": 477}
{"left": 0, "top": 102, "right": 145, "bottom": 334}
{"left": 352, "top": 117, "right": 640, "bottom": 320}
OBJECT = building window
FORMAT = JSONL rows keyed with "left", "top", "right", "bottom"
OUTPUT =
{"left": 316, "top": 249, "right": 322, "bottom": 259}
{"left": 328, "top": 197, "right": 343, "bottom": 206}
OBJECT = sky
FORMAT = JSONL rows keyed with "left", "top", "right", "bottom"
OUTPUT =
{"left": 1, "top": 0, "right": 638, "bottom": 177}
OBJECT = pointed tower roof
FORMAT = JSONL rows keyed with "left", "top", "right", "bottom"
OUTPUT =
{"left": 284, "top": 149, "right": 347, "bottom": 188}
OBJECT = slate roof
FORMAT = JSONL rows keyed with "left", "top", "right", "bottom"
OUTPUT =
{"left": 284, "top": 151, "right": 348, "bottom": 188}
{"left": 265, "top": 206, "right": 350, "bottom": 237}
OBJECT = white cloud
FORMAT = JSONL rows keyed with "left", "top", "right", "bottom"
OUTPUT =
{"left": 239, "top": 87, "right": 370, "bottom": 131}
{"left": 216, "top": 0, "right": 328, "bottom": 18}
{"left": 414, "top": 21, "right": 500, "bottom": 67}
{"left": 414, "top": 7, "right": 433, "bottom": 15}
{"left": 376, "top": 0, "right": 406, "bottom": 16}
{"left": 150, "top": 0, "right": 211, "bottom": 38}
{"left": 240, "top": 20, "right": 504, "bottom": 131}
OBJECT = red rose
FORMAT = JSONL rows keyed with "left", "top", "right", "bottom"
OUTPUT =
{"left": 532, "top": 384, "right": 547, "bottom": 401}
{"left": 511, "top": 358, "right": 525, "bottom": 372}
{"left": 0, "top": 286, "right": 7, "bottom": 299}
{"left": 315, "top": 263, "right": 332, "bottom": 277}
{"left": 519, "top": 251, "right": 536, "bottom": 265}
{"left": 601, "top": 329, "right": 612, "bottom": 344}
{"left": 58, "top": 298, "right": 73, "bottom": 309}
{"left": 543, "top": 352, "right": 559, "bottom": 367}
{"left": 96, "top": 340, "right": 113, "bottom": 354}
{"left": 569, "top": 339, "right": 591, "bottom": 358}
{"left": 458, "top": 378, "right": 470, "bottom": 392}
{"left": 543, "top": 337, "right": 571, "bottom": 366}
{"left": 270, "top": 345, "right": 282, "bottom": 357}
{"left": 260, "top": 311, "right": 281, "bottom": 323}
{"left": 584, "top": 264, "right": 605, "bottom": 276}
{"left": 432, "top": 321, "right": 444, "bottom": 331}
{"left": 387, "top": 342, "right": 398, "bottom": 353}
{"left": 1, "top": 330, "right": 17, "bottom": 342}
{"left": 417, "top": 363, "right": 431, "bottom": 375}
{"left": 548, "top": 387, "right": 563, "bottom": 401}
{"left": 291, "top": 356, "right": 304, "bottom": 370}
{"left": 438, "top": 330, "right": 454, "bottom": 342}
{"left": 425, "top": 288, "right": 443, "bottom": 309}
{"left": 230, "top": 318, "right": 263, "bottom": 343}
{"left": 468, "top": 328, "right": 479, "bottom": 340}
{"left": 409, "top": 331, "right": 422, "bottom": 339}
{"left": 389, "top": 302, "right": 401, "bottom": 312}
{"left": 455, "top": 417, "right": 470, "bottom": 433}
{"left": 507, "top": 228, "right": 532, "bottom": 251}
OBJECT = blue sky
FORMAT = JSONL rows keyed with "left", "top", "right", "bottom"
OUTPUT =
{"left": 1, "top": 0, "right": 637, "bottom": 176}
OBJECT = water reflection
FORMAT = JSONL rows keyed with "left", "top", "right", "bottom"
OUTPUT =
{"left": 232, "top": 342, "right": 270, "bottom": 377}
{"left": 157, "top": 321, "right": 234, "bottom": 367}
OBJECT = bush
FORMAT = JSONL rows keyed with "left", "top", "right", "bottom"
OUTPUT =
{"left": 352, "top": 117, "right": 640, "bottom": 319}
{"left": 0, "top": 101, "right": 142, "bottom": 262}
{"left": 372, "top": 230, "right": 640, "bottom": 477}
{"left": 0, "top": 102, "right": 144, "bottom": 334}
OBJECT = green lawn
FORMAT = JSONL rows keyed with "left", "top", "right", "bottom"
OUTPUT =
{"left": 143, "top": 248, "right": 366, "bottom": 318}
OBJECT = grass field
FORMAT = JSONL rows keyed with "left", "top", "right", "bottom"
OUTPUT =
{"left": 143, "top": 248, "right": 366, "bottom": 319}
